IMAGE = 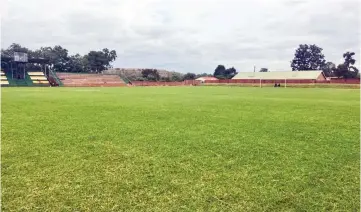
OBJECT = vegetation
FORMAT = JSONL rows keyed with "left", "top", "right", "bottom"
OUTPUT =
{"left": 182, "top": 72, "right": 197, "bottom": 80}
{"left": 333, "top": 52, "right": 359, "bottom": 79}
{"left": 213, "top": 65, "right": 238, "bottom": 79}
{"left": 291, "top": 44, "right": 359, "bottom": 78}
{"left": 1, "top": 43, "right": 117, "bottom": 73}
{"left": 141, "top": 69, "right": 161, "bottom": 81}
{"left": 291, "top": 44, "right": 326, "bottom": 71}
{"left": 259, "top": 68, "right": 268, "bottom": 72}
{"left": 2, "top": 87, "right": 359, "bottom": 211}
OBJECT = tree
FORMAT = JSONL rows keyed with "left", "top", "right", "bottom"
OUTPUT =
{"left": 333, "top": 64, "right": 349, "bottom": 78}
{"left": 84, "top": 49, "right": 117, "bottom": 73}
{"left": 224, "top": 67, "right": 238, "bottom": 79}
{"left": 1, "top": 43, "right": 29, "bottom": 56}
{"left": 141, "top": 69, "right": 160, "bottom": 81}
{"left": 171, "top": 73, "right": 183, "bottom": 82}
{"left": 183, "top": 72, "right": 196, "bottom": 80}
{"left": 1, "top": 43, "right": 118, "bottom": 74}
{"left": 67, "top": 54, "right": 87, "bottom": 73}
{"left": 321, "top": 62, "right": 336, "bottom": 77}
{"left": 343, "top": 52, "right": 356, "bottom": 67}
{"left": 50, "top": 46, "right": 70, "bottom": 72}
{"left": 31, "top": 46, "right": 70, "bottom": 72}
{"left": 213, "top": 65, "right": 237, "bottom": 79}
{"left": 259, "top": 68, "right": 268, "bottom": 72}
{"left": 101, "top": 48, "right": 117, "bottom": 69}
{"left": 213, "top": 65, "right": 226, "bottom": 77}
{"left": 196, "top": 73, "right": 213, "bottom": 78}
{"left": 291, "top": 44, "right": 326, "bottom": 71}
{"left": 333, "top": 52, "right": 359, "bottom": 78}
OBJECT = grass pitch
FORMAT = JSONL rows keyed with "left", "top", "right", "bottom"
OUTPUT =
{"left": 1, "top": 87, "right": 360, "bottom": 211}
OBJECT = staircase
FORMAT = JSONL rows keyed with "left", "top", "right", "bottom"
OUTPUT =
{"left": 47, "top": 69, "right": 62, "bottom": 86}
{"left": 3, "top": 70, "right": 16, "bottom": 86}
{"left": 118, "top": 72, "right": 132, "bottom": 85}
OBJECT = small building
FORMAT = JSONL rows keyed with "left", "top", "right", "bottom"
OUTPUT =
{"left": 195, "top": 76, "right": 218, "bottom": 83}
{"left": 232, "top": 70, "right": 326, "bottom": 81}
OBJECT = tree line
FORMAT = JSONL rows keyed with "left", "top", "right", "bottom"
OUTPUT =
{"left": 290, "top": 44, "right": 359, "bottom": 78}
{"left": 137, "top": 69, "right": 214, "bottom": 82}
{"left": 1, "top": 43, "right": 117, "bottom": 73}
{"left": 2, "top": 43, "right": 358, "bottom": 80}
{"left": 137, "top": 65, "right": 238, "bottom": 82}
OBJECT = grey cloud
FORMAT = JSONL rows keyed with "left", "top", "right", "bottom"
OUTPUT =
{"left": 1, "top": 0, "right": 360, "bottom": 73}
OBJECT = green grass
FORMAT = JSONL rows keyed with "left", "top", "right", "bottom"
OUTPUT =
{"left": 1, "top": 87, "right": 360, "bottom": 211}
{"left": 204, "top": 83, "right": 360, "bottom": 89}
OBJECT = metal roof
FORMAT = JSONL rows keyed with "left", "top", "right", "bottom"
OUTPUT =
{"left": 232, "top": 71, "right": 324, "bottom": 80}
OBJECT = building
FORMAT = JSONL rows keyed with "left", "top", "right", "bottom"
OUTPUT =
{"left": 232, "top": 71, "right": 326, "bottom": 81}
{"left": 195, "top": 76, "right": 218, "bottom": 83}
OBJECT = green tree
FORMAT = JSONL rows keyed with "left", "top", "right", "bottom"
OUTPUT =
{"left": 213, "top": 65, "right": 237, "bottom": 79}
{"left": 334, "top": 52, "right": 359, "bottom": 79}
{"left": 171, "top": 73, "right": 183, "bottom": 82}
{"left": 1, "top": 43, "right": 29, "bottom": 56}
{"left": 213, "top": 65, "right": 226, "bottom": 77}
{"left": 183, "top": 72, "right": 196, "bottom": 80}
{"left": 321, "top": 62, "right": 336, "bottom": 77}
{"left": 291, "top": 44, "right": 326, "bottom": 71}
{"left": 224, "top": 67, "right": 238, "bottom": 79}
{"left": 333, "top": 64, "right": 349, "bottom": 78}
{"left": 67, "top": 54, "right": 87, "bottom": 73}
{"left": 141, "top": 69, "right": 160, "bottom": 81}
{"left": 343, "top": 52, "right": 356, "bottom": 67}
{"left": 84, "top": 49, "right": 117, "bottom": 73}
{"left": 196, "top": 73, "right": 213, "bottom": 78}
{"left": 259, "top": 68, "right": 268, "bottom": 72}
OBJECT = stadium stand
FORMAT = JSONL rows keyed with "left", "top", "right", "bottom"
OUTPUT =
{"left": 0, "top": 70, "right": 9, "bottom": 86}
{"left": 28, "top": 71, "right": 50, "bottom": 86}
{"left": 56, "top": 73, "right": 127, "bottom": 87}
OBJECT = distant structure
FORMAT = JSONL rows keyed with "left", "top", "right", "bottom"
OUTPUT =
{"left": 232, "top": 71, "right": 326, "bottom": 81}
{"left": 1, "top": 52, "right": 57, "bottom": 86}
{"left": 195, "top": 76, "right": 218, "bottom": 83}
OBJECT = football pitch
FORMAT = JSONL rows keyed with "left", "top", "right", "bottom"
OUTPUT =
{"left": 1, "top": 87, "right": 360, "bottom": 211}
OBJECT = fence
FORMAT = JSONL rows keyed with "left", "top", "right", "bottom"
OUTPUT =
{"left": 204, "top": 79, "right": 360, "bottom": 84}
{"left": 131, "top": 80, "right": 200, "bottom": 86}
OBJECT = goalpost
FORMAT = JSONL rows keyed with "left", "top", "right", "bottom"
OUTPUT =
{"left": 259, "top": 78, "right": 288, "bottom": 88}
{"left": 260, "top": 78, "right": 262, "bottom": 88}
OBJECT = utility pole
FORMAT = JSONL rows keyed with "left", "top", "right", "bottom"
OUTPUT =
{"left": 254, "top": 65, "right": 256, "bottom": 73}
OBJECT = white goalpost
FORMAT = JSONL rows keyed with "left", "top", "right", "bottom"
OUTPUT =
{"left": 260, "top": 78, "right": 262, "bottom": 88}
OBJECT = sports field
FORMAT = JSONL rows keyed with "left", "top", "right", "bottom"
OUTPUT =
{"left": 1, "top": 87, "right": 360, "bottom": 211}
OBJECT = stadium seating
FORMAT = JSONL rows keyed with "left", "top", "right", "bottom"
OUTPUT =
{"left": 0, "top": 70, "right": 9, "bottom": 86}
{"left": 56, "top": 73, "right": 127, "bottom": 87}
{"left": 28, "top": 71, "right": 50, "bottom": 86}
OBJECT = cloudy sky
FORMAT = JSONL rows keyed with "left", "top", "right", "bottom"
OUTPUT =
{"left": 1, "top": 0, "right": 360, "bottom": 73}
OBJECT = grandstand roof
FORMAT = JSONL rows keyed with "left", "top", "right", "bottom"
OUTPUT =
{"left": 1, "top": 55, "right": 49, "bottom": 63}
{"left": 232, "top": 71, "right": 325, "bottom": 80}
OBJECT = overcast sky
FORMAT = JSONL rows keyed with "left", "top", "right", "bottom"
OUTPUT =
{"left": 1, "top": 0, "right": 360, "bottom": 73}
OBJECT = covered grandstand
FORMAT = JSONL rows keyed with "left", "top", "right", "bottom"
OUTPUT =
{"left": 0, "top": 53, "right": 58, "bottom": 86}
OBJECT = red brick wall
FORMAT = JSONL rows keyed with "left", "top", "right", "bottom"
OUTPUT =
{"left": 330, "top": 79, "right": 360, "bottom": 84}
{"left": 131, "top": 80, "right": 200, "bottom": 86}
{"left": 205, "top": 79, "right": 359, "bottom": 84}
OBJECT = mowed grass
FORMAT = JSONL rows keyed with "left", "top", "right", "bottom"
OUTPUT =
{"left": 1, "top": 87, "right": 360, "bottom": 211}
